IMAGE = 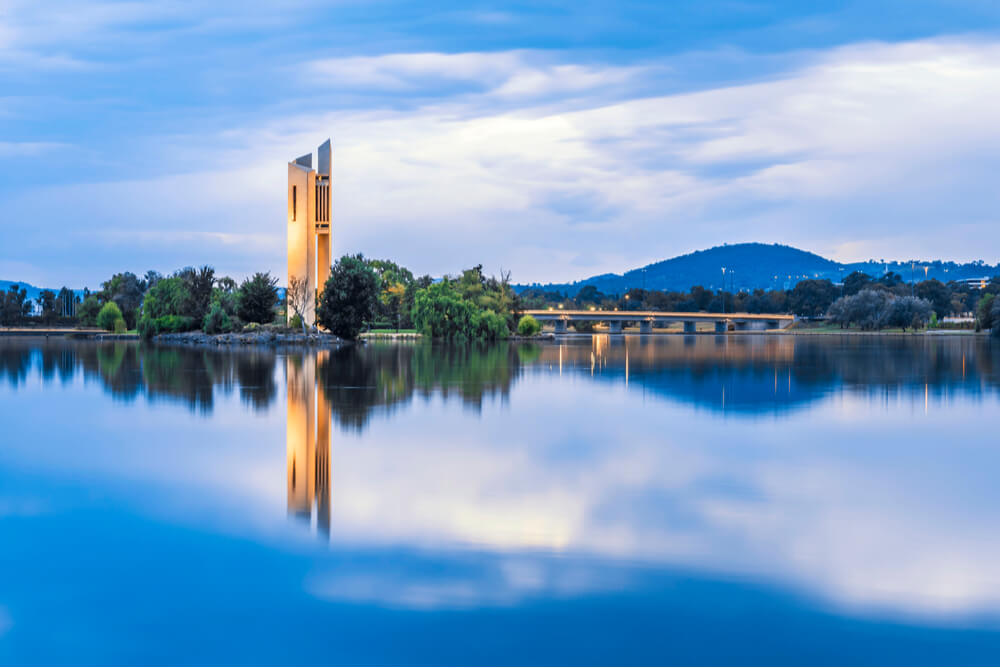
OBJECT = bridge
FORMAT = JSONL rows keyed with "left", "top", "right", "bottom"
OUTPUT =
{"left": 523, "top": 309, "right": 795, "bottom": 334}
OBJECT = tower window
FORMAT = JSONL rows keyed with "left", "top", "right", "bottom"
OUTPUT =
{"left": 292, "top": 186, "right": 297, "bottom": 221}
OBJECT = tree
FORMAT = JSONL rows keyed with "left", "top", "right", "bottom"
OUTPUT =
{"left": 978, "top": 293, "right": 995, "bottom": 331}
{"left": 788, "top": 279, "right": 838, "bottom": 318}
{"left": 992, "top": 297, "right": 1000, "bottom": 338}
{"left": 827, "top": 289, "right": 895, "bottom": 330}
{"left": 0, "top": 284, "right": 29, "bottom": 326}
{"left": 316, "top": 254, "right": 380, "bottom": 340}
{"left": 141, "top": 277, "right": 190, "bottom": 320}
{"left": 96, "top": 301, "right": 124, "bottom": 332}
{"left": 842, "top": 271, "right": 871, "bottom": 296}
{"left": 77, "top": 295, "right": 102, "bottom": 327}
{"left": 285, "top": 275, "right": 313, "bottom": 333}
{"left": 411, "top": 280, "right": 478, "bottom": 340}
{"left": 144, "top": 270, "right": 163, "bottom": 290}
{"left": 916, "top": 279, "right": 952, "bottom": 318}
{"left": 517, "top": 314, "right": 541, "bottom": 336}
{"left": 237, "top": 272, "right": 279, "bottom": 325}
{"left": 883, "top": 296, "right": 932, "bottom": 331}
{"left": 176, "top": 266, "right": 215, "bottom": 323}
{"left": 37, "top": 289, "right": 57, "bottom": 324}
{"left": 576, "top": 285, "right": 605, "bottom": 305}
{"left": 101, "top": 271, "right": 146, "bottom": 328}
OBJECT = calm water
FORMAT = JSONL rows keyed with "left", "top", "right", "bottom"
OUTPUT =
{"left": 2, "top": 334, "right": 1000, "bottom": 664}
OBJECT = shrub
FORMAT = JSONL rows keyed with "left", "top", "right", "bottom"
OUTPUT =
{"left": 237, "top": 272, "right": 279, "bottom": 324}
{"left": 316, "top": 254, "right": 380, "bottom": 340}
{"left": 289, "top": 314, "right": 303, "bottom": 331}
{"left": 112, "top": 318, "right": 126, "bottom": 334}
{"left": 96, "top": 301, "right": 123, "bottom": 332}
{"left": 202, "top": 303, "right": 234, "bottom": 334}
{"left": 517, "top": 314, "right": 541, "bottom": 336}
{"left": 572, "top": 320, "right": 595, "bottom": 333}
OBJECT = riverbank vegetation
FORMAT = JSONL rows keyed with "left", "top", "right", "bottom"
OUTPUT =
{"left": 521, "top": 270, "right": 1000, "bottom": 335}
{"left": 4, "top": 262, "right": 998, "bottom": 339}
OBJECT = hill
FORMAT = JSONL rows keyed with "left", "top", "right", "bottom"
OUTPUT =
{"left": 1, "top": 280, "right": 84, "bottom": 302}
{"left": 516, "top": 243, "right": 1000, "bottom": 296}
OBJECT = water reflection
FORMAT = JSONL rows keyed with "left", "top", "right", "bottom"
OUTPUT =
{"left": 4, "top": 335, "right": 1000, "bottom": 662}
{"left": 3, "top": 336, "right": 998, "bottom": 419}
{"left": 287, "top": 351, "right": 332, "bottom": 534}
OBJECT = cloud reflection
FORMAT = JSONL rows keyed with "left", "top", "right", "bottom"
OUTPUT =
{"left": 4, "top": 336, "right": 1000, "bottom": 621}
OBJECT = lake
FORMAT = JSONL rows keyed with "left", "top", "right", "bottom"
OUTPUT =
{"left": 1, "top": 334, "right": 1000, "bottom": 664}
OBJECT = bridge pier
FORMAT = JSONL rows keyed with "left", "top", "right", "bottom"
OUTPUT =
{"left": 554, "top": 319, "right": 568, "bottom": 334}
{"left": 683, "top": 321, "right": 697, "bottom": 334}
{"left": 715, "top": 321, "right": 728, "bottom": 333}
{"left": 607, "top": 321, "right": 623, "bottom": 334}
{"left": 639, "top": 320, "right": 653, "bottom": 334}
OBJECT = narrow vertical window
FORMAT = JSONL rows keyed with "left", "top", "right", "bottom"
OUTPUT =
{"left": 292, "top": 186, "right": 297, "bottom": 221}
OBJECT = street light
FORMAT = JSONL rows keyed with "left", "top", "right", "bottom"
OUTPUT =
{"left": 721, "top": 267, "right": 726, "bottom": 314}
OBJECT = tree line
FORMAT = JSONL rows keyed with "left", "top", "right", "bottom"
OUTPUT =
{"left": 8, "top": 263, "right": 998, "bottom": 338}
{"left": 3, "top": 255, "right": 530, "bottom": 342}
{"left": 519, "top": 269, "right": 1000, "bottom": 333}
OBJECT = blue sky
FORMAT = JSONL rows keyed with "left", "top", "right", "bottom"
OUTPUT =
{"left": 3, "top": 1, "right": 1000, "bottom": 287}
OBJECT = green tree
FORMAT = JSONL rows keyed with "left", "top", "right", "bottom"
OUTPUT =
{"left": 883, "top": 296, "right": 932, "bottom": 331}
{"left": 97, "top": 301, "right": 124, "bottom": 332}
{"left": 992, "top": 297, "right": 1000, "bottom": 338}
{"left": 77, "top": 295, "right": 102, "bottom": 327}
{"left": 101, "top": 271, "right": 146, "bottom": 328}
{"left": 916, "top": 279, "right": 952, "bottom": 318}
{"left": 316, "top": 255, "right": 380, "bottom": 340}
{"left": 237, "top": 272, "right": 278, "bottom": 324}
{"left": 517, "top": 314, "right": 541, "bottom": 336}
{"left": 842, "top": 271, "right": 871, "bottom": 296}
{"left": 141, "top": 277, "right": 190, "bottom": 320}
{"left": 37, "top": 289, "right": 57, "bottom": 324}
{"left": 0, "top": 284, "right": 30, "bottom": 326}
{"left": 202, "top": 303, "right": 234, "bottom": 334}
{"left": 176, "top": 266, "right": 215, "bottom": 322}
{"left": 977, "top": 293, "right": 995, "bottom": 331}
{"left": 412, "top": 280, "right": 477, "bottom": 341}
{"left": 788, "top": 279, "right": 839, "bottom": 318}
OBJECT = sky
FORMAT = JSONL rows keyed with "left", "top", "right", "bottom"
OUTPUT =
{"left": 2, "top": 1, "right": 1000, "bottom": 288}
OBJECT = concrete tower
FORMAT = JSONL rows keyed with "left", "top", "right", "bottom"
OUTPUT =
{"left": 287, "top": 139, "right": 333, "bottom": 326}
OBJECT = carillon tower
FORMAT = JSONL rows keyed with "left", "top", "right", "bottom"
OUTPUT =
{"left": 287, "top": 139, "right": 333, "bottom": 326}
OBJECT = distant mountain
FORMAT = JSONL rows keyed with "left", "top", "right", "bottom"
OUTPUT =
{"left": 0, "top": 280, "right": 84, "bottom": 302}
{"left": 515, "top": 243, "right": 1000, "bottom": 296}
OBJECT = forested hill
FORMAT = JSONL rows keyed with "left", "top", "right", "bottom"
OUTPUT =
{"left": 0, "top": 280, "right": 47, "bottom": 301}
{"left": 515, "top": 243, "right": 1000, "bottom": 296}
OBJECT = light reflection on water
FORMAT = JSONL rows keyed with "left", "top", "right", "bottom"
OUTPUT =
{"left": 1, "top": 335, "right": 1000, "bottom": 664}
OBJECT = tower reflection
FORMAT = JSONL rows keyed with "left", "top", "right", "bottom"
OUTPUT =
{"left": 286, "top": 351, "right": 332, "bottom": 536}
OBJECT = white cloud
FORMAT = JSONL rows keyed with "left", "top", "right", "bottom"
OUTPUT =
{"left": 5, "top": 37, "right": 1000, "bottom": 287}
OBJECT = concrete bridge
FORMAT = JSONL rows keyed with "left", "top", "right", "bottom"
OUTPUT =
{"left": 523, "top": 309, "right": 795, "bottom": 334}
